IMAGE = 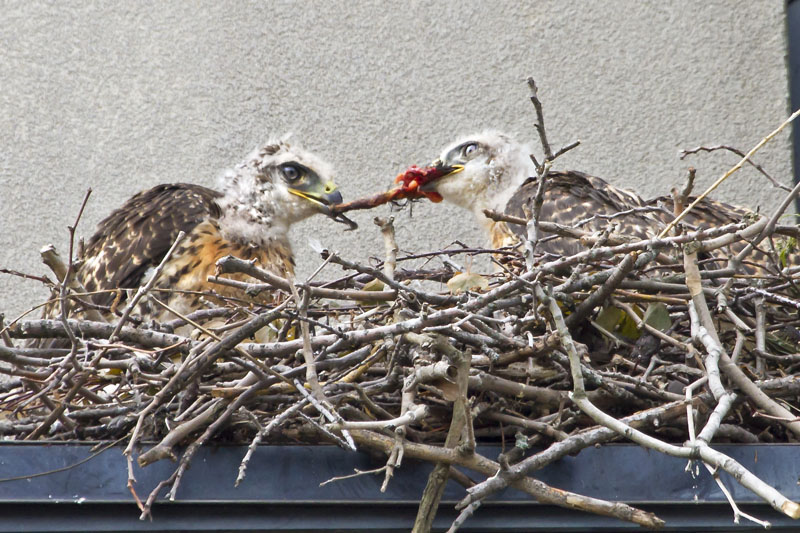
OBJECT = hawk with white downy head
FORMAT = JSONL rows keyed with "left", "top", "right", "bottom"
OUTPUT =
{"left": 60, "top": 139, "right": 343, "bottom": 325}
{"left": 424, "top": 131, "right": 772, "bottom": 268}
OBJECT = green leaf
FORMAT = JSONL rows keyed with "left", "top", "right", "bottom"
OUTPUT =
{"left": 595, "top": 306, "right": 625, "bottom": 333}
{"left": 595, "top": 306, "right": 641, "bottom": 342}
{"left": 778, "top": 237, "right": 797, "bottom": 269}
{"left": 642, "top": 302, "right": 672, "bottom": 332}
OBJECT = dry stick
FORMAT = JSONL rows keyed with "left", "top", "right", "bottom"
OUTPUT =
{"left": 487, "top": 208, "right": 700, "bottom": 253}
{"left": 684, "top": 251, "right": 773, "bottom": 526}
{"left": 413, "top": 340, "right": 471, "bottom": 533}
{"left": 13, "top": 319, "right": 194, "bottom": 352}
{"left": 329, "top": 406, "right": 432, "bottom": 431}
{"left": 538, "top": 219, "right": 751, "bottom": 278}
{"left": 0, "top": 316, "right": 12, "bottom": 349}
{"left": 39, "top": 245, "right": 106, "bottom": 323}
{"left": 325, "top": 252, "right": 457, "bottom": 306}
{"left": 540, "top": 283, "right": 800, "bottom": 520}
{"left": 208, "top": 275, "right": 397, "bottom": 302}
{"left": 25, "top": 196, "right": 151, "bottom": 441}
{"left": 755, "top": 295, "right": 766, "bottom": 377}
{"left": 349, "top": 428, "right": 663, "bottom": 529}
{"left": 459, "top": 397, "right": 683, "bottom": 508}
{"left": 680, "top": 144, "right": 791, "bottom": 192}
{"left": 235, "top": 397, "right": 310, "bottom": 487}
{"left": 297, "top": 411, "right": 353, "bottom": 449}
{"left": 684, "top": 249, "right": 726, "bottom": 401}
{"left": 22, "top": 381, "right": 77, "bottom": 431}
{"left": 18, "top": 220, "right": 99, "bottom": 426}
{"left": 319, "top": 466, "right": 390, "bottom": 487}
{"left": 150, "top": 296, "right": 294, "bottom": 390}
{"left": 697, "top": 217, "right": 769, "bottom": 256}
{"left": 375, "top": 216, "right": 398, "bottom": 281}
{"left": 563, "top": 251, "right": 640, "bottom": 329}
{"left": 731, "top": 179, "right": 800, "bottom": 270}
{"left": 213, "top": 255, "right": 396, "bottom": 301}
{"left": 684, "top": 237, "right": 800, "bottom": 439}
{"left": 380, "top": 370, "right": 417, "bottom": 492}
{"left": 685, "top": 376, "right": 768, "bottom": 526}
{"left": 467, "top": 371, "right": 568, "bottom": 408}
{"left": 55, "top": 189, "right": 93, "bottom": 365}
{"left": 523, "top": 77, "right": 571, "bottom": 266}
{"left": 111, "top": 231, "right": 185, "bottom": 342}
{"left": 527, "top": 77, "right": 554, "bottom": 163}
{"left": 124, "top": 305, "right": 286, "bottom": 460}
{"left": 483, "top": 411, "right": 569, "bottom": 441}
{"left": 720, "top": 338, "right": 800, "bottom": 439}
{"left": 139, "top": 470, "right": 178, "bottom": 520}
{"left": 124, "top": 342, "right": 208, "bottom": 465}
{"left": 152, "top": 369, "right": 357, "bottom": 517}
{"left": 288, "top": 276, "right": 322, "bottom": 399}
{"left": 659, "top": 108, "right": 800, "bottom": 238}
{"left": 137, "top": 354, "right": 295, "bottom": 467}
{"left": 745, "top": 287, "right": 800, "bottom": 311}
{"left": 447, "top": 502, "right": 481, "bottom": 533}
{"left": 695, "top": 394, "right": 764, "bottom": 525}
{"left": 155, "top": 380, "right": 276, "bottom": 510}
{"left": 136, "top": 400, "right": 225, "bottom": 465}
{"left": 25, "top": 354, "right": 98, "bottom": 440}
{"left": 293, "top": 379, "right": 356, "bottom": 451}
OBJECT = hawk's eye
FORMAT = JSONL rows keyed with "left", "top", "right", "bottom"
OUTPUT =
{"left": 462, "top": 143, "right": 478, "bottom": 158}
{"left": 281, "top": 164, "right": 302, "bottom": 182}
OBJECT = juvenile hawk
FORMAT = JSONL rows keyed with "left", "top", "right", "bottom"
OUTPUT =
{"left": 425, "top": 131, "right": 762, "bottom": 261}
{"left": 68, "top": 139, "right": 343, "bottom": 323}
{"left": 426, "top": 131, "right": 659, "bottom": 254}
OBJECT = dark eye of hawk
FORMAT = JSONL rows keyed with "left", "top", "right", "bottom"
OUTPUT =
{"left": 280, "top": 164, "right": 303, "bottom": 183}
{"left": 462, "top": 143, "right": 479, "bottom": 159}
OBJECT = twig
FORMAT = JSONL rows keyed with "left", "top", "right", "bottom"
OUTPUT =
{"left": 213, "top": 255, "right": 396, "bottom": 301}
{"left": 375, "top": 216, "right": 398, "bottom": 281}
{"left": 111, "top": 231, "right": 186, "bottom": 341}
{"left": 659, "top": 108, "right": 800, "bottom": 238}
{"left": 350, "top": 428, "right": 664, "bottom": 528}
{"left": 680, "top": 144, "right": 790, "bottom": 192}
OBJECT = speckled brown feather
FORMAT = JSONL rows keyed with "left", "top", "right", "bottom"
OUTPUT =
{"left": 79, "top": 184, "right": 223, "bottom": 308}
{"left": 73, "top": 183, "right": 294, "bottom": 321}
{"left": 503, "top": 171, "right": 657, "bottom": 256}
{"left": 501, "top": 170, "right": 794, "bottom": 272}
{"left": 645, "top": 195, "right": 795, "bottom": 271}
{"left": 645, "top": 195, "right": 754, "bottom": 230}
{"left": 132, "top": 219, "right": 294, "bottom": 322}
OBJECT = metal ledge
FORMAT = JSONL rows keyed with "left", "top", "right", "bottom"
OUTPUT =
{"left": 0, "top": 443, "right": 798, "bottom": 531}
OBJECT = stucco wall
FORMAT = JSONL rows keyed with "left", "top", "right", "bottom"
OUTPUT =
{"left": 0, "top": 1, "right": 792, "bottom": 318}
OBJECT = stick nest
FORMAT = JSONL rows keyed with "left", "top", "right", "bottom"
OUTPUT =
{"left": 3, "top": 82, "right": 800, "bottom": 528}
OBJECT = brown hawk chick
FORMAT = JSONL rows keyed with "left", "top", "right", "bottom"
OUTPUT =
{"left": 427, "top": 131, "right": 659, "bottom": 255}
{"left": 425, "top": 131, "right": 787, "bottom": 272}
{"left": 71, "top": 139, "right": 343, "bottom": 323}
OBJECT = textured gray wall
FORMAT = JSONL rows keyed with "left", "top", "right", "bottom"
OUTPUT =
{"left": 1, "top": 1, "right": 793, "bottom": 318}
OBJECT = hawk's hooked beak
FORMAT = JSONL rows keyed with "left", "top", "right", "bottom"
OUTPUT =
{"left": 418, "top": 159, "right": 464, "bottom": 192}
{"left": 433, "top": 159, "right": 465, "bottom": 176}
{"left": 288, "top": 180, "right": 343, "bottom": 213}
{"left": 289, "top": 182, "right": 358, "bottom": 230}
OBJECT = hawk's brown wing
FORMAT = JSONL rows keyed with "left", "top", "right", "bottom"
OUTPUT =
{"left": 503, "top": 171, "right": 655, "bottom": 256}
{"left": 79, "top": 183, "right": 223, "bottom": 307}
{"left": 645, "top": 195, "right": 753, "bottom": 229}
{"left": 645, "top": 195, "right": 772, "bottom": 271}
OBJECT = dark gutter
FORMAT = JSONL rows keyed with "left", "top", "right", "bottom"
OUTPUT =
{"left": 0, "top": 443, "right": 798, "bottom": 531}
